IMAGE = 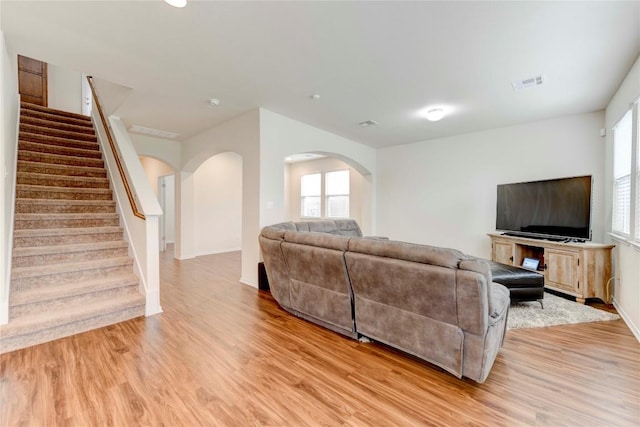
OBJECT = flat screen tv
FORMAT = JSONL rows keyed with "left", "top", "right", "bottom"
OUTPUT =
{"left": 496, "top": 175, "right": 592, "bottom": 241}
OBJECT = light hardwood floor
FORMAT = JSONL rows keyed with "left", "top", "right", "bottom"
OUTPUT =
{"left": 1, "top": 249, "right": 639, "bottom": 426}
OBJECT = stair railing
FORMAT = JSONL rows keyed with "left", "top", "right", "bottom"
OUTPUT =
{"left": 86, "top": 76, "right": 145, "bottom": 220}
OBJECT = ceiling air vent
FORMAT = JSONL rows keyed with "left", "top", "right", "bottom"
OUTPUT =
{"left": 359, "top": 120, "right": 377, "bottom": 128}
{"left": 511, "top": 74, "right": 545, "bottom": 91}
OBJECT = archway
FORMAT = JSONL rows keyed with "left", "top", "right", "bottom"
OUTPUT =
{"left": 283, "top": 151, "right": 373, "bottom": 233}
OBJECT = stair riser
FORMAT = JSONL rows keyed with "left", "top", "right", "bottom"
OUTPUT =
{"left": 20, "top": 109, "right": 92, "bottom": 128}
{"left": 16, "top": 188, "right": 113, "bottom": 201}
{"left": 10, "top": 285, "right": 139, "bottom": 318}
{"left": 20, "top": 117, "right": 95, "bottom": 135}
{"left": 20, "top": 132, "right": 99, "bottom": 151}
{"left": 12, "top": 247, "right": 129, "bottom": 268}
{"left": 0, "top": 305, "right": 144, "bottom": 354}
{"left": 13, "top": 231, "right": 123, "bottom": 248}
{"left": 19, "top": 151, "right": 104, "bottom": 168}
{"left": 16, "top": 202, "right": 115, "bottom": 214}
{"left": 15, "top": 217, "right": 120, "bottom": 230}
{"left": 17, "top": 175, "right": 110, "bottom": 189}
{"left": 17, "top": 162, "right": 106, "bottom": 178}
{"left": 19, "top": 124, "right": 97, "bottom": 143}
{"left": 12, "top": 264, "right": 134, "bottom": 290}
{"left": 19, "top": 141, "right": 101, "bottom": 159}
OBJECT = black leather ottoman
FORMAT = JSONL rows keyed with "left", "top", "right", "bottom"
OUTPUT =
{"left": 489, "top": 261, "right": 545, "bottom": 308}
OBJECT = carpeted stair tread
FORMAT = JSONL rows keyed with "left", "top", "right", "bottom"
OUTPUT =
{"left": 16, "top": 198, "right": 116, "bottom": 214}
{"left": 13, "top": 226, "right": 124, "bottom": 247}
{"left": 14, "top": 213, "right": 120, "bottom": 230}
{"left": 9, "top": 273, "right": 139, "bottom": 307}
{"left": 0, "top": 292, "right": 144, "bottom": 339}
{"left": 13, "top": 225, "right": 123, "bottom": 238}
{"left": 20, "top": 123, "right": 97, "bottom": 142}
{"left": 17, "top": 171, "right": 110, "bottom": 189}
{"left": 20, "top": 131, "right": 99, "bottom": 151}
{"left": 17, "top": 160, "right": 106, "bottom": 177}
{"left": 19, "top": 140, "right": 101, "bottom": 158}
{"left": 18, "top": 150, "right": 104, "bottom": 168}
{"left": 15, "top": 212, "right": 119, "bottom": 221}
{"left": 10, "top": 285, "right": 140, "bottom": 318}
{"left": 16, "top": 184, "right": 112, "bottom": 200}
{"left": 20, "top": 108, "right": 93, "bottom": 128}
{"left": 21, "top": 102, "right": 92, "bottom": 122}
{"left": 12, "top": 240, "right": 128, "bottom": 258}
{"left": 11, "top": 256, "right": 133, "bottom": 280}
{"left": 20, "top": 115, "right": 95, "bottom": 135}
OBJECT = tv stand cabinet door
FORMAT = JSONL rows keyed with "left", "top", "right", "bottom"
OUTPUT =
{"left": 544, "top": 249, "right": 580, "bottom": 293}
{"left": 492, "top": 240, "right": 514, "bottom": 265}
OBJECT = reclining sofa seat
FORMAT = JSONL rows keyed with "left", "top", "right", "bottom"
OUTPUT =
{"left": 258, "top": 219, "right": 510, "bottom": 383}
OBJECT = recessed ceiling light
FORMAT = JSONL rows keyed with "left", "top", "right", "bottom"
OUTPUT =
{"left": 419, "top": 108, "right": 445, "bottom": 122}
{"left": 284, "top": 153, "right": 326, "bottom": 163}
{"left": 164, "top": 0, "right": 187, "bottom": 7}
{"left": 209, "top": 98, "right": 220, "bottom": 106}
{"left": 310, "top": 94, "right": 321, "bottom": 100}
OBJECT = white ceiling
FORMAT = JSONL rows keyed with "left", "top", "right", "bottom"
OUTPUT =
{"left": 1, "top": 1, "right": 639, "bottom": 148}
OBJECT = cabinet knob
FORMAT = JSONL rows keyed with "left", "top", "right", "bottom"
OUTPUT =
{"left": 543, "top": 264, "right": 548, "bottom": 270}
{"left": 509, "top": 256, "right": 513, "bottom": 261}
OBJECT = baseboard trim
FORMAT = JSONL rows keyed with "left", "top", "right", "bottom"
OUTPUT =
{"left": 613, "top": 297, "right": 640, "bottom": 342}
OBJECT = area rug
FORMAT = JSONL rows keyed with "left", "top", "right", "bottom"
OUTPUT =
{"left": 507, "top": 292, "right": 620, "bottom": 330}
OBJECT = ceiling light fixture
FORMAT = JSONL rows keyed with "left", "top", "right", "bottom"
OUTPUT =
{"left": 209, "top": 98, "right": 220, "bottom": 106}
{"left": 419, "top": 107, "right": 444, "bottom": 122}
{"left": 164, "top": 0, "right": 187, "bottom": 8}
{"left": 423, "top": 108, "right": 445, "bottom": 122}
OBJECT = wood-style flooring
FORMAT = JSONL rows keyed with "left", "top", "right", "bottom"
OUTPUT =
{"left": 1, "top": 248, "right": 639, "bottom": 426}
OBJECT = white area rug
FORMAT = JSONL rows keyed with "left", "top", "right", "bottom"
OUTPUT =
{"left": 507, "top": 292, "right": 620, "bottom": 330}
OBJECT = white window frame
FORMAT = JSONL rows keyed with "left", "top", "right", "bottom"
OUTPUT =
{"left": 611, "top": 98, "right": 639, "bottom": 244}
{"left": 300, "top": 173, "right": 321, "bottom": 218}
{"left": 325, "top": 169, "right": 350, "bottom": 218}
{"left": 299, "top": 169, "right": 351, "bottom": 219}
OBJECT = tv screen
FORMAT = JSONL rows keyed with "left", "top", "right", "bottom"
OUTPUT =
{"left": 496, "top": 175, "right": 592, "bottom": 241}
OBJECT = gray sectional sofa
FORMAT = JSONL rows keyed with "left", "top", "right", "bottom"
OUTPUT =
{"left": 258, "top": 219, "right": 510, "bottom": 383}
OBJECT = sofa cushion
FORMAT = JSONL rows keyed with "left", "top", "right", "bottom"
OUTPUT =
{"left": 284, "top": 231, "right": 350, "bottom": 251}
{"left": 348, "top": 238, "right": 465, "bottom": 269}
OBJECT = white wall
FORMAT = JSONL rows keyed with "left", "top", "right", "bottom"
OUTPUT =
{"left": 47, "top": 63, "right": 82, "bottom": 114}
{"left": 194, "top": 152, "right": 242, "bottom": 255}
{"left": 287, "top": 157, "right": 366, "bottom": 227}
{"left": 0, "top": 30, "right": 19, "bottom": 325}
{"left": 377, "top": 112, "right": 606, "bottom": 258}
{"left": 605, "top": 55, "right": 640, "bottom": 340}
{"left": 259, "top": 109, "right": 377, "bottom": 235}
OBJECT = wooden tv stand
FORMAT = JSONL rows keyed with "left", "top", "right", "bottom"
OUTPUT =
{"left": 488, "top": 233, "right": 614, "bottom": 304}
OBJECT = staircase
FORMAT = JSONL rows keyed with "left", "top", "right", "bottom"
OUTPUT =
{"left": 0, "top": 102, "right": 145, "bottom": 354}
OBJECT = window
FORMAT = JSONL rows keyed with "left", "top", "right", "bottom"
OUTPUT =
{"left": 300, "top": 170, "right": 350, "bottom": 218}
{"left": 325, "top": 170, "right": 350, "bottom": 218}
{"left": 300, "top": 173, "right": 321, "bottom": 217}
{"left": 613, "top": 110, "right": 632, "bottom": 235}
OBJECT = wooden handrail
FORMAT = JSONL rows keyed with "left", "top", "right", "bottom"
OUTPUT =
{"left": 86, "top": 76, "right": 145, "bottom": 220}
